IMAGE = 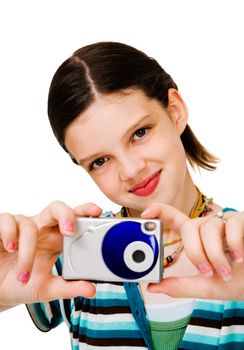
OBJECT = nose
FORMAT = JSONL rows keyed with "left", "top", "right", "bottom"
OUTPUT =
{"left": 119, "top": 153, "right": 145, "bottom": 181}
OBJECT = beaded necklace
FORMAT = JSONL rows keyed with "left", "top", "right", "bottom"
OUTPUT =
{"left": 121, "top": 187, "right": 213, "bottom": 268}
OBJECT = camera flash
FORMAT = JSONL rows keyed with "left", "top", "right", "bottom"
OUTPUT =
{"left": 144, "top": 222, "right": 156, "bottom": 231}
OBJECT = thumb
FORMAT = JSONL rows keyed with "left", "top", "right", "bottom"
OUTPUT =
{"left": 147, "top": 275, "right": 218, "bottom": 299}
{"left": 141, "top": 203, "right": 189, "bottom": 232}
{"left": 41, "top": 277, "right": 96, "bottom": 301}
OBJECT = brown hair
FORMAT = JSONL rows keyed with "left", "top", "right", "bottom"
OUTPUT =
{"left": 48, "top": 41, "right": 218, "bottom": 170}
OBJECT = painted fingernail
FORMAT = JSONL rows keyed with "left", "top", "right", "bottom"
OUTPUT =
{"left": 197, "top": 263, "right": 213, "bottom": 277}
{"left": 63, "top": 221, "right": 74, "bottom": 235}
{"left": 216, "top": 265, "right": 232, "bottom": 282}
{"left": 6, "top": 241, "right": 16, "bottom": 251}
{"left": 232, "top": 250, "right": 243, "bottom": 263}
{"left": 18, "top": 271, "right": 30, "bottom": 284}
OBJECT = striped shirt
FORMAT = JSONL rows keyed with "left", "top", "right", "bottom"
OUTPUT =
{"left": 27, "top": 256, "right": 244, "bottom": 349}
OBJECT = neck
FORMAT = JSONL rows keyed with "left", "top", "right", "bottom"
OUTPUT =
{"left": 127, "top": 176, "right": 199, "bottom": 219}
{"left": 126, "top": 168, "right": 200, "bottom": 218}
{"left": 168, "top": 170, "right": 197, "bottom": 216}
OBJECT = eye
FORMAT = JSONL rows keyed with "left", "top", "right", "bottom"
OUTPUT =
{"left": 89, "top": 157, "right": 109, "bottom": 171}
{"left": 132, "top": 127, "right": 149, "bottom": 141}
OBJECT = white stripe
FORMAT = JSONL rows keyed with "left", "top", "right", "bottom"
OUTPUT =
{"left": 60, "top": 299, "right": 72, "bottom": 327}
{"left": 42, "top": 302, "right": 55, "bottom": 323}
{"left": 72, "top": 310, "right": 134, "bottom": 323}
{"left": 52, "top": 262, "right": 59, "bottom": 276}
{"left": 145, "top": 298, "right": 195, "bottom": 309}
{"left": 186, "top": 325, "right": 220, "bottom": 337}
{"left": 71, "top": 337, "right": 146, "bottom": 350}
{"left": 222, "top": 325, "right": 244, "bottom": 335}
{"left": 96, "top": 283, "right": 126, "bottom": 293}
{"left": 145, "top": 300, "right": 194, "bottom": 322}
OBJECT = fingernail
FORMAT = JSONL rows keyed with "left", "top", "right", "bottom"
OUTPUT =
{"left": 216, "top": 265, "right": 232, "bottom": 282}
{"left": 6, "top": 241, "right": 16, "bottom": 251}
{"left": 141, "top": 209, "right": 151, "bottom": 217}
{"left": 18, "top": 271, "right": 30, "bottom": 284}
{"left": 63, "top": 221, "right": 74, "bottom": 235}
{"left": 197, "top": 263, "right": 213, "bottom": 277}
{"left": 232, "top": 250, "right": 243, "bottom": 263}
{"left": 147, "top": 284, "right": 161, "bottom": 292}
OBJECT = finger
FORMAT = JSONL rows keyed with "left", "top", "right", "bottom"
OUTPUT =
{"left": 141, "top": 203, "right": 189, "bottom": 232}
{"left": 33, "top": 201, "right": 102, "bottom": 237}
{"left": 147, "top": 275, "right": 230, "bottom": 300}
{"left": 200, "top": 217, "right": 232, "bottom": 281}
{"left": 15, "top": 215, "right": 38, "bottom": 284}
{"left": 180, "top": 218, "right": 214, "bottom": 277}
{"left": 33, "top": 201, "right": 77, "bottom": 236}
{"left": 74, "top": 202, "right": 102, "bottom": 217}
{"left": 225, "top": 213, "right": 244, "bottom": 263}
{"left": 41, "top": 277, "right": 96, "bottom": 301}
{"left": 0, "top": 213, "right": 18, "bottom": 252}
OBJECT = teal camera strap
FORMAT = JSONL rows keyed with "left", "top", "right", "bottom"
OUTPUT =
{"left": 124, "top": 282, "right": 152, "bottom": 350}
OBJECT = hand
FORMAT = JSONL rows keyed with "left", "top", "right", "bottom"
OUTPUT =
{"left": 0, "top": 202, "right": 102, "bottom": 307}
{"left": 147, "top": 263, "right": 244, "bottom": 300}
{"left": 141, "top": 203, "right": 244, "bottom": 300}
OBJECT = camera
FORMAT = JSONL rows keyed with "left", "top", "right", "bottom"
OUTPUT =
{"left": 62, "top": 217, "right": 163, "bottom": 282}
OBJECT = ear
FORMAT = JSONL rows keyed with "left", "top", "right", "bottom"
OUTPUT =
{"left": 167, "top": 88, "right": 188, "bottom": 135}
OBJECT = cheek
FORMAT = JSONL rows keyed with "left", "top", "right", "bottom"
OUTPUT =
{"left": 157, "top": 134, "right": 185, "bottom": 162}
{"left": 91, "top": 172, "right": 120, "bottom": 199}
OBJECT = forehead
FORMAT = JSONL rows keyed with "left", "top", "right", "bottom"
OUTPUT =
{"left": 64, "top": 89, "right": 164, "bottom": 159}
{"left": 67, "top": 89, "right": 160, "bottom": 131}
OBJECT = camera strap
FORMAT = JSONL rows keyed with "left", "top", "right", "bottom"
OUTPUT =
{"left": 124, "top": 282, "right": 152, "bottom": 350}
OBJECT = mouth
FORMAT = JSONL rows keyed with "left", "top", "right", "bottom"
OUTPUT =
{"left": 129, "top": 170, "right": 161, "bottom": 197}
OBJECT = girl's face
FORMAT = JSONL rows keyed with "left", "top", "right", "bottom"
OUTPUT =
{"left": 65, "top": 89, "right": 192, "bottom": 215}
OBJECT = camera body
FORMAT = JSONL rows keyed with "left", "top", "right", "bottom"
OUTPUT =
{"left": 62, "top": 217, "right": 163, "bottom": 282}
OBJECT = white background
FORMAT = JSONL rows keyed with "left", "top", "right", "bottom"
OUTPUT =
{"left": 0, "top": 0, "right": 244, "bottom": 348}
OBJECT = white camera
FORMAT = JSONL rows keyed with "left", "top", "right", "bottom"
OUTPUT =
{"left": 62, "top": 217, "right": 163, "bottom": 282}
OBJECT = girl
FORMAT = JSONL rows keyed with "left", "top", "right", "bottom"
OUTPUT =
{"left": 9, "top": 42, "right": 244, "bottom": 349}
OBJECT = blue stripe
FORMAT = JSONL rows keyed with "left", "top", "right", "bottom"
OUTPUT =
{"left": 71, "top": 344, "right": 79, "bottom": 350}
{"left": 219, "top": 342, "right": 244, "bottom": 349}
{"left": 78, "top": 328, "right": 142, "bottom": 339}
{"left": 220, "top": 333, "right": 244, "bottom": 343}
{"left": 73, "top": 319, "right": 139, "bottom": 331}
{"left": 194, "top": 300, "right": 225, "bottom": 313}
{"left": 87, "top": 298, "right": 130, "bottom": 307}
{"left": 55, "top": 256, "right": 62, "bottom": 275}
{"left": 33, "top": 303, "right": 51, "bottom": 329}
{"left": 225, "top": 301, "right": 244, "bottom": 311}
{"left": 183, "top": 333, "right": 219, "bottom": 346}
{"left": 191, "top": 309, "right": 223, "bottom": 321}
{"left": 96, "top": 291, "right": 127, "bottom": 299}
{"left": 224, "top": 308, "right": 244, "bottom": 318}
{"left": 180, "top": 340, "right": 217, "bottom": 349}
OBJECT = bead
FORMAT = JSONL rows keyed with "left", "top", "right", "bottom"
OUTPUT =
{"left": 164, "top": 255, "right": 174, "bottom": 267}
{"left": 216, "top": 211, "right": 224, "bottom": 218}
{"left": 166, "top": 256, "right": 174, "bottom": 264}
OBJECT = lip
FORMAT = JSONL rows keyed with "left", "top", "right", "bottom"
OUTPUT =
{"left": 129, "top": 170, "right": 161, "bottom": 197}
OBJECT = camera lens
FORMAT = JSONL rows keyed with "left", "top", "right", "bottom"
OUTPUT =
{"left": 132, "top": 250, "right": 145, "bottom": 263}
{"left": 123, "top": 241, "right": 154, "bottom": 273}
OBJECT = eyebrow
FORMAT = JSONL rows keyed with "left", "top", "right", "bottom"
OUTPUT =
{"left": 78, "top": 114, "right": 151, "bottom": 165}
